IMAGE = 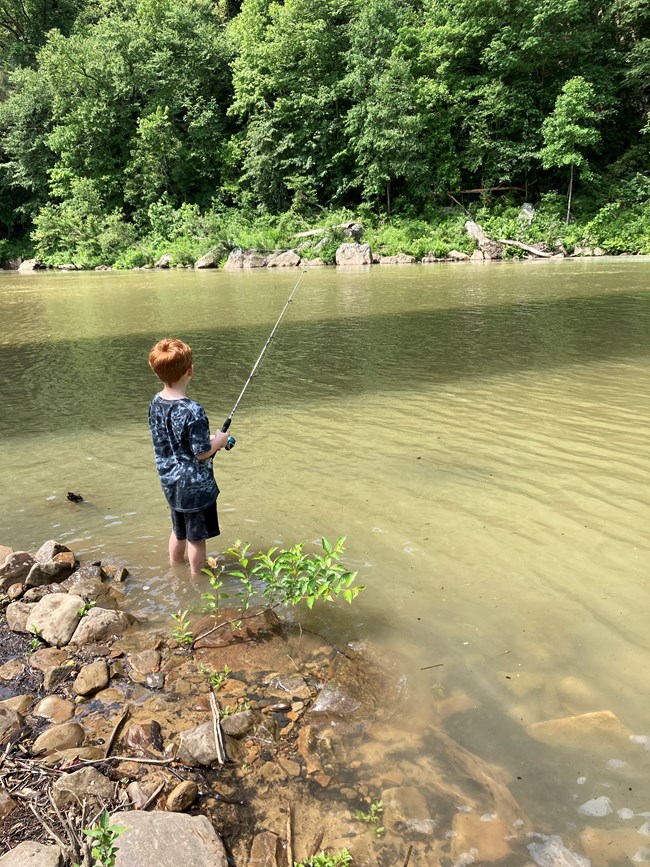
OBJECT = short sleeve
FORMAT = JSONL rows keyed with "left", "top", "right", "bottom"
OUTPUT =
{"left": 187, "top": 406, "right": 212, "bottom": 456}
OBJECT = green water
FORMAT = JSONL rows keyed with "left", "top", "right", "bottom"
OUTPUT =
{"left": 1, "top": 260, "right": 649, "bottom": 846}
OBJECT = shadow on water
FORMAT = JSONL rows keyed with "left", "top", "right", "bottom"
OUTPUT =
{"left": 0, "top": 288, "right": 649, "bottom": 439}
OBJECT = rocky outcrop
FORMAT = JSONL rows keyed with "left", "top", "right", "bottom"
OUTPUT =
{"left": 223, "top": 248, "right": 268, "bottom": 269}
{"left": 17, "top": 259, "right": 46, "bottom": 272}
{"left": 266, "top": 250, "right": 301, "bottom": 267}
{"left": 194, "top": 246, "right": 227, "bottom": 269}
{"left": 335, "top": 243, "right": 372, "bottom": 266}
{"left": 379, "top": 253, "right": 416, "bottom": 265}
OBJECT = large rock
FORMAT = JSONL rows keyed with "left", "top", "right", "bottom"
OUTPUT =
{"left": 0, "top": 707, "right": 23, "bottom": 747}
{"left": 249, "top": 831, "right": 280, "bottom": 867}
{"left": 52, "top": 767, "right": 113, "bottom": 810}
{"left": 527, "top": 710, "right": 633, "bottom": 755}
{"left": 0, "top": 552, "right": 35, "bottom": 590}
{"left": 25, "top": 555, "right": 75, "bottom": 587}
{"left": 17, "top": 258, "right": 46, "bottom": 272}
{"left": 154, "top": 254, "right": 172, "bottom": 269}
{"left": 176, "top": 721, "right": 220, "bottom": 766}
{"left": 166, "top": 780, "right": 198, "bottom": 812}
{"left": 382, "top": 786, "right": 436, "bottom": 837}
{"left": 0, "top": 841, "right": 61, "bottom": 866}
{"left": 32, "top": 721, "right": 85, "bottom": 756}
{"left": 222, "top": 248, "right": 267, "bottom": 269}
{"left": 194, "top": 246, "right": 226, "bottom": 269}
{"left": 73, "top": 659, "right": 109, "bottom": 696}
{"left": 0, "top": 545, "right": 13, "bottom": 566}
{"left": 6, "top": 601, "right": 34, "bottom": 632}
{"left": 26, "top": 594, "right": 84, "bottom": 647}
{"left": 335, "top": 243, "right": 372, "bottom": 266}
{"left": 266, "top": 250, "right": 300, "bottom": 267}
{"left": 35, "top": 541, "right": 72, "bottom": 563}
{"left": 111, "top": 811, "right": 228, "bottom": 867}
{"left": 447, "top": 249, "right": 470, "bottom": 261}
{"left": 379, "top": 253, "right": 416, "bottom": 265}
{"left": 451, "top": 811, "right": 512, "bottom": 862}
{"left": 69, "top": 607, "right": 134, "bottom": 644}
{"left": 60, "top": 566, "right": 106, "bottom": 601}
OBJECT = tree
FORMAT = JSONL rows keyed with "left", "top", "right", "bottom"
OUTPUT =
{"left": 539, "top": 76, "right": 602, "bottom": 223}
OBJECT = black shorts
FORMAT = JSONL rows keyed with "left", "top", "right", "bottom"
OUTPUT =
{"left": 170, "top": 501, "right": 220, "bottom": 543}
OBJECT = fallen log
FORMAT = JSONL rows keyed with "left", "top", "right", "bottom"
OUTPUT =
{"left": 292, "top": 221, "right": 356, "bottom": 239}
{"left": 498, "top": 239, "right": 554, "bottom": 258}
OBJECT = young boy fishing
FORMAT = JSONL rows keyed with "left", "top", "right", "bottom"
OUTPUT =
{"left": 148, "top": 338, "right": 230, "bottom": 575}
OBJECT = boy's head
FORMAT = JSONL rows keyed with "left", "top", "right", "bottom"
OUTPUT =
{"left": 149, "top": 338, "right": 193, "bottom": 386}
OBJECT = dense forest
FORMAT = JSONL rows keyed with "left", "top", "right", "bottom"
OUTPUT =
{"left": 0, "top": 0, "right": 648, "bottom": 267}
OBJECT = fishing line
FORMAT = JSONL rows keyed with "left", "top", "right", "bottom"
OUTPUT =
{"left": 221, "top": 268, "right": 307, "bottom": 450}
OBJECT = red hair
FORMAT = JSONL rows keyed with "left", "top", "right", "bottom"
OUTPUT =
{"left": 148, "top": 338, "right": 193, "bottom": 386}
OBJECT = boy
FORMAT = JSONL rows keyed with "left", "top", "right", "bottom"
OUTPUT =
{"left": 148, "top": 338, "right": 230, "bottom": 575}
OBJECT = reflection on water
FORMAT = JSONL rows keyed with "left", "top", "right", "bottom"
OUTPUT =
{"left": 1, "top": 260, "right": 650, "bottom": 850}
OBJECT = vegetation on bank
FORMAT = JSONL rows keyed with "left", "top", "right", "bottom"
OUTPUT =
{"left": 0, "top": 0, "right": 649, "bottom": 266}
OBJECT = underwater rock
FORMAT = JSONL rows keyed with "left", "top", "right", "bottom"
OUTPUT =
{"left": 528, "top": 710, "right": 633, "bottom": 755}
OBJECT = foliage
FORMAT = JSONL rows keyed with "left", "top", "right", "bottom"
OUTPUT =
{"left": 354, "top": 799, "right": 385, "bottom": 837}
{"left": 81, "top": 809, "right": 125, "bottom": 867}
{"left": 294, "top": 851, "right": 353, "bottom": 867}
{"left": 171, "top": 609, "right": 193, "bottom": 646}
{"left": 199, "top": 662, "right": 230, "bottom": 690}
{"left": 224, "top": 536, "right": 364, "bottom": 610}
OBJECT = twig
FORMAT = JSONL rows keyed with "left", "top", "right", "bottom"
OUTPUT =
{"left": 28, "top": 801, "right": 69, "bottom": 853}
{"left": 404, "top": 843, "right": 413, "bottom": 866}
{"left": 308, "top": 829, "right": 324, "bottom": 858}
{"left": 420, "top": 663, "right": 444, "bottom": 670}
{"left": 209, "top": 690, "right": 225, "bottom": 765}
{"left": 105, "top": 706, "right": 131, "bottom": 758}
{"left": 287, "top": 803, "right": 293, "bottom": 867}
{"left": 142, "top": 780, "right": 166, "bottom": 810}
{"left": 48, "top": 790, "right": 81, "bottom": 855}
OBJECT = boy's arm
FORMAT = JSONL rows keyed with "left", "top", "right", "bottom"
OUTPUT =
{"left": 195, "top": 430, "right": 230, "bottom": 460}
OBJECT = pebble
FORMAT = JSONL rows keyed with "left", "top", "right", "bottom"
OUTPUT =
{"left": 167, "top": 780, "right": 199, "bottom": 812}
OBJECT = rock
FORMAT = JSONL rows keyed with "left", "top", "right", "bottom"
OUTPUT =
{"left": 335, "top": 243, "right": 372, "bottom": 266}
{"left": 29, "top": 646, "right": 69, "bottom": 671}
{"left": 60, "top": 571, "right": 106, "bottom": 601}
{"left": 451, "top": 812, "right": 512, "bottom": 862}
{"left": 382, "top": 786, "right": 436, "bottom": 837}
{"left": 0, "top": 694, "right": 33, "bottom": 715}
{"left": 44, "top": 664, "right": 75, "bottom": 691}
{"left": 249, "top": 831, "right": 280, "bottom": 866}
{"left": 578, "top": 796, "right": 613, "bottom": 817}
{"left": 69, "top": 607, "right": 134, "bottom": 645}
{"left": 166, "top": 780, "right": 198, "bottom": 812}
{"left": 154, "top": 254, "right": 173, "bottom": 268}
{"left": 32, "top": 721, "right": 85, "bottom": 756}
{"left": 470, "top": 249, "right": 485, "bottom": 261}
{"left": 0, "top": 841, "right": 62, "bottom": 866}
{"left": 128, "top": 650, "right": 160, "bottom": 675}
{"left": 192, "top": 608, "right": 280, "bottom": 648}
{"left": 74, "top": 659, "right": 109, "bottom": 696}
{"left": 52, "top": 767, "right": 113, "bottom": 810}
{"left": 296, "top": 725, "right": 324, "bottom": 776}
{"left": 0, "top": 545, "right": 13, "bottom": 566}
{"left": 556, "top": 675, "right": 600, "bottom": 713}
{"left": 527, "top": 710, "right": 633, "bottom": 755}
{"left": 101, "top": 562, "right": 129, "bottom": 582}
{"left": 111, "top": 810, "right": 228, "bottom": 867}
{"left": 18, "top": 258, "right": 46, "bottom": 272}
{"left": 0, "top": 552, "right": 35, "bottom": 589}
{"left": 26, "top": 594, "right": 85, "bottom": 647}
{"left": 124, "top": 722, "right": 163, "bottom": 753}
{"left": 379, "top": 253, "right": 416, "bottom": 264}
{"left": 0, "top": 659, "right": 25, "bottom": 679}
{"left": 0, "top": 707, "right": 23, "bottom": 746}
{"left": 344, "top": 223, "right": 364, "bottom": 242}
{"left": 35, "top": 541, "right": 72, "bottom": 563}
{"left": 127, "top": 779, "right": 163, "bottom": 809}
{"left": 58, "top": 263, "right": 77, "bottom": 271}
{"left": 518, "top": 203, "right": 536, "bottom": 225}
{"left": 465, "top": 221, "right": 489, "bottom": 245}
{"left": 222, "top": 248, "right": 267, "bottom": 269}
{"left": 194, "top": 246, "right": 226, "bottom": 269}
{"left": 278, "top": 757, "right": 301, "bottom": 778}
{"left": 220, "top": 710, "right": 255, "bottom": 738}
{"left": 0, "top": 790, "right": 17, "bottom": 819}
{"left": 266, "top": 673, "right": 312, "bottom": 701}
{"left": 447, "top": 249, "right": 470, "bottom": 261}
{"left": 303, "top": 257, "right": 326, "bottom": 266}
{"left": 266, "top": 250, "right": 301, "bottom": 267}
{"left": 33, "top": 695, "right": 75, "bottom": 723}
{"left": 527, "top": 834, "right": 590, "bottom": 866}
{"left": 176, "top": 721, "right": 220, "bottom": 766}
{"left": 39, "top": 746, "right": 104, "bottom": 768}
{"left": 23, "top": 585, "right": 67, "bottom": 603}
{"left": 421, "top": 252, "right": 445, "bottom": 263}
{"left": 6, "top": 601, "right": 34, "bottom": 632}
{"left": 7, "top": 583, "right": 23, "bottom": 599}
{"left": 580, "top": 827, "right": 649, "bottom": 867}
{"left": 25, "top": 556, "right": 75, "bottom": 587}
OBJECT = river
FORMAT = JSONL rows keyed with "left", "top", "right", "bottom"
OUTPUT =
{"left": 1, "top": 259, "right": 649, "bottom": 851}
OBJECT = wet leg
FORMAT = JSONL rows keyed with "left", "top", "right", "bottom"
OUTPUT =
{"left": 188, "top": 539, "right": 207, "bottom": 576}
{"left": 169, "top": 531, "right": 186, "bottom": 566}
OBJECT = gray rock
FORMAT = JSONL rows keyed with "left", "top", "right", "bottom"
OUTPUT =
{"left": 379, "top": 253, "right": 416, "bottom": 264}
{"left": 6, "top": 601, "right": 35, "bottom": 632}
{"left": 69, "top": 607, "right": 135, "bottom": 645}
{"left": 335, "top": 243, "right": 372, "bottom": 266}
{"left": 222, "top": 248, "right": 267, "bottom": 269}
{"left": 111, "top": 811, "right": 228, "bottom": 867}
{"left": 0, "top": 545, "right": 13, "bottom": 566}
{"left": 74, "top": 659, "right": 109, "bottom": 696}
{"left": 0, "top": 552, "right": 35, "bottom": 590}
{"left": 194, "top": 246, "right": 226, "bottom": 269}
{"left": 344, "top": 223, "right": 364, "bottom": 242}
{"left": 25, "top": 556, "right": 75, "bottom": 587}
{"left": 249, "top": 831, "right": 280, "bottom": 866}
{"left": 221, "top": 710, "right": 255, "bottom": 738}
{"left": 0, "top": 841, "right": 61, "bottom": 866}
{"left": 129, "top": 650, "right": 161, "bottom": 675}
{"left": 26, "top": 594, "right": 84, "bottom": 647}
{"left": 176, "top": 721, "right": 220, "bottom": 766}
{"left": 470, "top": 249, "right": 485, "bottom": 261}
{"left": 52, "top": 767, "right": 113, "bottom": 810}
{"left": 0, "top": 707, "right": 23, "bottom": 747}
{"left": 18, "top": 258, "right": 46, "bottom": 272}
{"left": 266, "top": 250, "right": 300, "bottom": 267}
{"left": 302, "top": 257, "right": 325, "bottom": 266}
{"left": 447, "top": 249, "right": 470, "bottom": 261}
{"left": 154, "top": 254, "right": 173, "bottom": 268}
{"left": 35, "top": 541, "right": 71, "bottom": 563}
{"left": 60, "top": 571, "right": 106, "bottom": 601}
{"left": 23, "top": 585, "right": 66, "bottom": 603}
{"left": 57, "top": 263, "right": 77, "bottom": 271}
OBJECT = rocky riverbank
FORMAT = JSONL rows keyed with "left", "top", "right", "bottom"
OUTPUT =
{"left": 1, "top": 541, "right": 645, "bottom": 867}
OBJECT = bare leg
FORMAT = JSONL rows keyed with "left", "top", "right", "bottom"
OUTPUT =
{"left": 169, "top": 531, "right": 186, "bottom": 565}
{"left": 188, "top": 539, "right": 207, "bottom": 576}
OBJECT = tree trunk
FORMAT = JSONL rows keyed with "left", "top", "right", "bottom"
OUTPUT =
{"left": 566, "top": 162, "right": 574, "bottom": 224}
{"left": 386, "top": 178, "right": 391, "bottom": 216}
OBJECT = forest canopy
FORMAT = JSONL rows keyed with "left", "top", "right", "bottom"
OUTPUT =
{"left": 0, "top": 0, "right": 648, "bottom": 264}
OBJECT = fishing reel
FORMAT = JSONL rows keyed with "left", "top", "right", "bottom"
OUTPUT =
{"left": 225, "top": 436, "right": 236, "bottom": 451}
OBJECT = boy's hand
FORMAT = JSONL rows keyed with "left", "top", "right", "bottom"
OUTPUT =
{"left": 212, "top": 430, "right": 231, "bottom": 451}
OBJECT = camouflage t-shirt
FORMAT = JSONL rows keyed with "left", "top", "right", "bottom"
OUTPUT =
{"left": 148, "top": 395, "right": 219, "bottom": 512}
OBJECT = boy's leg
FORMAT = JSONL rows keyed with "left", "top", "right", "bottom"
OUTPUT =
{"left": 169, "top": 531, "right": 186, "bottom": 565}
{"left": 188, "top": 539, "right": 207, "bottom": 576}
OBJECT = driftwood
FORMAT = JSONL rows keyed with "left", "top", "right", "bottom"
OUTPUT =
{"left": 498, "top": 239, "right": 554, "bottom": 258}
{"left": 292, "top": 221, "right": 356, "bottom": 239}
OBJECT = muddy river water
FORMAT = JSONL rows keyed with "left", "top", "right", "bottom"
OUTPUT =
{"left": 1, "top": 259, "right": 649, "bottom": 856}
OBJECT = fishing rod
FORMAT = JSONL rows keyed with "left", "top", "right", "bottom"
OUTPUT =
{"left": 221, "top": 268, "right": 307, "bottom": 450}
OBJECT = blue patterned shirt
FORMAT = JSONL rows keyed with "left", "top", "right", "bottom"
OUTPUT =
{"left": 148, "top": 395, "right": 219, "bottom": 512}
